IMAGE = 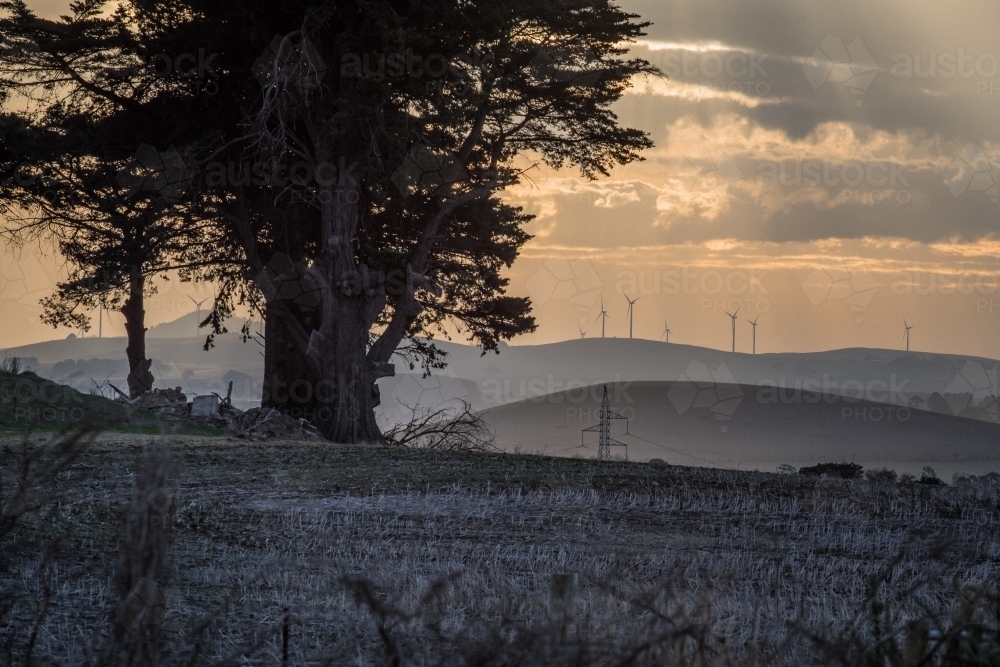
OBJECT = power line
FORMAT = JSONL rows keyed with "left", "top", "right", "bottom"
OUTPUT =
{"left": 622, "top": 431, "right": 727, "bottom": 468}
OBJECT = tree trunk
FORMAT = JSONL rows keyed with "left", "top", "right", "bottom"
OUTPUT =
{"left": 307, "top": 292, "right": 387, "bottom": 444}
{"left": 122, "top": 266, "right": 154, "bottom": 398}
{"left": 262, "top": 301, "right": 319, "bottom": 416}
{"left": 261, "top": 293, "right": 387, "bottom": 442}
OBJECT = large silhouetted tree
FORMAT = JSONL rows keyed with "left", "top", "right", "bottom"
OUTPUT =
{"left": 173, "top": 0, "right": 658, "bottom": 442}
{"left": 2, "top": 0, "right": 658, "bottom": 440}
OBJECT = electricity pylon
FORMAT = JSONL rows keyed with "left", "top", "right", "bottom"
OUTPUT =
{"left": 582, "top": 384, "right": 629, "bottom": 461}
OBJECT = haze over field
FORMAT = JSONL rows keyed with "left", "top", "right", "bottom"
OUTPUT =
{"left": 9, "top": 321, "right": 1000, "bottom": 474}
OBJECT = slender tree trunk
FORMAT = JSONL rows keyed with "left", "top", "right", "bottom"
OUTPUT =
{"left": 122, "top": 266, "right": 154, "bottom": 398}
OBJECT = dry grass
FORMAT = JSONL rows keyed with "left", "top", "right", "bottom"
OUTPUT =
{"left": 2, "top": 433, "right": 998, "bottom": 665}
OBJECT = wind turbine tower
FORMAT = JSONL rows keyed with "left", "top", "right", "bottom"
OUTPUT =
{"left": 595, "top": 297, "right": 609, "bottom": 338}
{"left": 725, "top": 306, "right": 740, "bottom": 353}
{"left": 624, "top": 294, "right": 640, "bottom": 339}
{"left": 578, "top": 325, "right": 587, "bottom": 339}
{"left": 189, "top": 296, "right": 208, "bottom": 338}
{"left": 660, "top": 317, "right": 672, "bottom": 343}
{"left": 748, "top": 315, "right": 759, "bottom": 354}
{"left": 903, "top": 318, "right": 914, "bottom": 352}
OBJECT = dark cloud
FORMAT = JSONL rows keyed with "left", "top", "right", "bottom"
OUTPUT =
{"left": 621, "top": 0, "right": 1000, "bottom": 143}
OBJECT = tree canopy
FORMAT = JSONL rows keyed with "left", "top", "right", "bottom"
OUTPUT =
{"left": 1, "top": 0, "right": 659, "bottom": 440}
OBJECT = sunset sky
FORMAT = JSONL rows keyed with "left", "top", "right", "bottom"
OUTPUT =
{"left": 3, "top": 0, "right": 1000, "bottom": 358}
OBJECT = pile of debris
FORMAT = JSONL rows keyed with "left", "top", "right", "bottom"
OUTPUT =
{"left": 118, "top": 386, "right": 191, "bottom": 419}
{"left": 233, "top": 407, "right": 324, "bottom": 440}
{"left": 113, "top": 383, "right": 323, "bottom": 440}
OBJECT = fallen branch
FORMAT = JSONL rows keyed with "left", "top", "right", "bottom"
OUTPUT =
{"left": 384, "top": 400, "right": 495, "bottom": 452}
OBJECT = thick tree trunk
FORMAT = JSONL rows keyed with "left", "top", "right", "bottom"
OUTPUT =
{"left": 122, "top": 266, "right": 154, "bottom": 398}
{"left": 262, "top": 301, "right": 319, "bottom": 417}
{"left": 307, "top": 293, "right": 386, "bottom": 444}
{"left": 261, "top": 291, "right": 386, "bottom": 442}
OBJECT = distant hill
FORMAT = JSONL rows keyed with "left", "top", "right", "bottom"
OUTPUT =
{"left": 147, "top": 313, "right": 254, "bottom": 339}
{"left": 480, "top": 381, "right": 1000, "bottom": 479}
{"left": 375, "top": 338, "right": 1000, "bottom": 423}
{"left": 5, "top": 332, "right": 1000, "bottom": 422}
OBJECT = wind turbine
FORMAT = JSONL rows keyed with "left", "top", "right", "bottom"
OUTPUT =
{"left": 189, "top": 296, "right": 208, "bottom": 337}
{"left": 725, "top": 306, "right": 740, "bottom": 353}
{"left": 903, "top": 318, "right": 914, "bottom": 352}
{"left": 595, "top": 297, "right": 609, "bottom": 338}
{"left": 90, "top": 303, "right": 104, "bottom": 338}
{"left": 578, "top": 324, "right": 587, "bottom": 339}
{"left": 623, "top": 294, "right": 640, "bottom": 339}
{"left": 87, "top": 304, "right": 104, "bottom": 338}
{"left": 660, "top": 317, "right": 672, "bottom": 343}
{"left": 747, "top": 315, "right": 759, "bottom": 354}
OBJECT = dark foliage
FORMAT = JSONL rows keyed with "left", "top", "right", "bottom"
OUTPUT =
{"left": 800, "top": 462, "right": 865, "bottom": 479}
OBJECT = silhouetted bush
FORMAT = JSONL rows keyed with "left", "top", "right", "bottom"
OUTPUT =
{"left": 863, "top": 468, "right": 898, "bottom": 484}
{"left": 953, "top": 471, "right": 1000, "bottom": 488}
{"left": 919, "top": 466, "right": 944, "bottom": 485}
{"left": 799, "top": 462, "right": 864, "bottom": 479}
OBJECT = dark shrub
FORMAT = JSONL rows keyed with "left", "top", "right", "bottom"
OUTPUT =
{"left": 864, "top": 468, "right": 898, "bottom": 484}
{"left": 799, "top": 462, "right": 864, "bottom": 479}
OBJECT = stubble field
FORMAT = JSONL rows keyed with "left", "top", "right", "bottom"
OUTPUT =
{"left": 2, "top": 433, "right": 999, "bottom": 666}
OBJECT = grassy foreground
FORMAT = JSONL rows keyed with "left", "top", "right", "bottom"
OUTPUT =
{"left": 2, "top": 432, "right": 999, "bottom": 666}
{"left": 0, "top": 370, "right": 221, "bottom": 436}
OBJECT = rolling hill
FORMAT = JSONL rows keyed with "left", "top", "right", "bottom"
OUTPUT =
{"left": 480, "top": 380, "right": 1000, "bottom": 478}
